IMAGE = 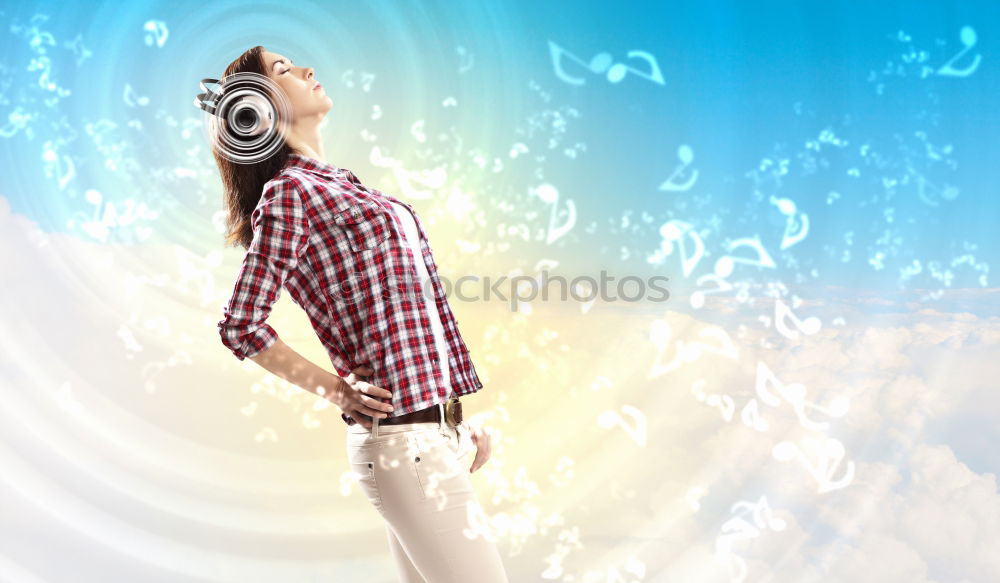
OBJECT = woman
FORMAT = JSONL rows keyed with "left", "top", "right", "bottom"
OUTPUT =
{"left": 210, "top": 46, "right": 509, "bottom": 583}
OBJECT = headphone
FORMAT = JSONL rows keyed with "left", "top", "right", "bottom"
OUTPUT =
{"left": 192, "top": 72, "right": 289, "bottom": 163}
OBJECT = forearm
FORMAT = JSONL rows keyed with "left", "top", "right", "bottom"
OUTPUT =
{"left": 248, "top": 336, "right": 343, "bottom": 402}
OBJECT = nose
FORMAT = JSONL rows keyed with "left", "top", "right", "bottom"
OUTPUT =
{"left": 305, "top": 67, "right": 314, "bottom": 80}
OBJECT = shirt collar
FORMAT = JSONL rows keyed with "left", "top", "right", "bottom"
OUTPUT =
{"left": 284, "top": 152, "right": 343, "bottom": 178}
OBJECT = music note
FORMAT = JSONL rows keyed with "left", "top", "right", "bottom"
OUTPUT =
{"left": 730, "top": 496, "right": 786, "bottom": 532}
{"left": 773, "top": 299, "right": 821, "bottom": 340}
{"left": 597, "top": 405, "right": 646, "bottom": 447}
{"left": 649, "top": 323, "right": 739, "bottom": 378}
{"left": 123, "top": 83, "right": 150, "bottom": 107}
{"left": 714, "top": 236, "right": 776, "bottom": 278}
{"left": 690, "top": 273, "right": 733, "bottom": 309}
{"left": 462, "top": 499, "right": 498, "bottom": 541}
{"left": 254, "top": 426, "right": 278, "bottom": 442}
{"left": 532, "top": 183, "right": 576, "bottom": 244}
{"left": 769, "top": 195, "right": 809, "bottom": 249}
{"left": 456, "top": 45, "right": 475, "bottom": 74}
{"left": 659, "top": 144, "right": 698, "bottom": 191}
{"left": 714, "top": 495, "right": 786, "bottom": 582}
{"left": 361, "top": 72, "right": 375, "bottom": 92}
{"left": 549, "top": 456, "right": 575, "bottom": 487}
{"left": 573, "top": 280, "right": 596, "bottom": 313}
{"left": 339, "top": 470, "right": 360, "bottom": 496}
{"left": 42, "top": 147, "right": 75, "bottom": 190}
{"left": 548, "top": 41, "right": 665, "bottom": 86}
{"left": 705, "top": 393, "right": 735, "bottom": 422}
{"left": 605, "top": 50, "right": 665, "bottom": 85}
{"left": 658, "top": 220, "right": 705, "bottom": 277}
{"left": 772, "top": 436, "right": 855, "bottom": 493}
{"left": 739, "top": 399, "right": 768, "bottom": 431}
{"left": 909, "top": 167, "right": 959, "bottom": 207}
{"left": 509, "top": 142, "right": 529, "bottom": 158}
{"left": 410, "top": 119, "right": 426, "bottom": 143}
{"left": 936, "top": 26, "right": 981, "bottom": 77}
{"left": 340, "top": 69, "right": 374, "bottom": 90}
{"left": 370, "top": 145, "right": 447, "bottom": 200}
{"left": 548, "top": 41, "right": 600, "bottom": 85}
{"left": 143, "top": 20, "right": 168, "bottom": 47}
{"left": 754, "top": 361, "right": 849, "bottom": 431}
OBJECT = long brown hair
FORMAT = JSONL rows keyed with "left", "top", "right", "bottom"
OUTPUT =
{"left": 214, "top": 45, "right": 293, "bottom": 250}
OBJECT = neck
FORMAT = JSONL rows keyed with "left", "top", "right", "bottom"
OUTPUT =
{"left": 285, "top": 118, "right": 327, "bottom": 164}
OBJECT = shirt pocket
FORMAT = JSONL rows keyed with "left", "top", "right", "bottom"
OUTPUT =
{"left": 334, "top": 201, "right": 391, "bottom": 252}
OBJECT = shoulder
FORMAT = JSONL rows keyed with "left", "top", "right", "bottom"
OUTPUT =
{"left": 261, "top": 170, "right": 312, "bottom": 208}
{"left": 250, "top": 173, "right": 312, "bottom": 232}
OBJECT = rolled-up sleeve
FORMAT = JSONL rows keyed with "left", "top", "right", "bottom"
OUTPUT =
{"left": 218, "top": 178, "right": 310, "bottom": 361}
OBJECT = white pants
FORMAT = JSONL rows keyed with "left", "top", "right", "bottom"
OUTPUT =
{"left": 346, "top": 403, "right": 509, "bottom": 582}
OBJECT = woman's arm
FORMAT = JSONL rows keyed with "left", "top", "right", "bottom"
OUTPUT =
{"left": 218, "top": 177, "right": 310, "bottom": 361}
{"left": 248, "top": 336, "right": 346, "bottom": 400}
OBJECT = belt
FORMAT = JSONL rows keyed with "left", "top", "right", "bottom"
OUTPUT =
{"left": 378, "top": 396, "right": 463, "bottom": 427}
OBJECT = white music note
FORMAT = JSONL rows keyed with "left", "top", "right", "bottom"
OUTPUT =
{"left": 739, "top": 399, "right": 768, "bottom": 431}
{"left": 456, "top": 45, "right": 475, "bottom": 74}
{"left": 936, "top": 26, "right": 981, "bottom": 77}
{"left": 773, "top": 436, "right": 855, "bottom": 493}
{"left": 123, "top": 83, "right": 150, "bottom": 107}
{"left": 769, "top": 195, "right": 809, "bottom": 249}
{"left": 509, "top": 142, "right": 529, "bottom": 158}
{"left": 597, "top": 405, "right": 646, "bottom": 447}
{"left": 690, "top": 273, "right": 733, "bottom": 309}
{"left": 142, "top": 20, "right": 169, "bottom": 47}
{"left": 43, "top": 147, "right": 75, "bottom": 190}
{"left": 659, "top": 144, "right": 698, "bottom": 191}
{"left": 605, "top": 50, "right": 665, "bottom": 85}
{"left": 532, "top": 183, "right": 576, "bottom": 244}
{"left": 410, "top": 119, "right": 426, "bottom": 143}
{"left": 755, "top": 360, "right": 849, "bottom": 431}
{"left": 773, "top": 298, "right": 821, "bottom": 340}
{"left": 658, "top": 220, "right": 705, "bottom": 277}
{"left": 714, "top": 236, "right": 776, "bottom": 278}
{"left": 548, "top": 41, "right": 665, "bottom": 86}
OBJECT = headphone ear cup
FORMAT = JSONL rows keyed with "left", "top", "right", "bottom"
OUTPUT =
{"left": 196, "top": 71, "right": 289, "bottom": 163}
{"left": 217, "top": 93, "right": 274, "bottom": 141}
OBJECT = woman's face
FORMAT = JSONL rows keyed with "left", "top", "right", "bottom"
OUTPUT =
{"left": 262, "top": 50, "right": 331, "bottom": 122}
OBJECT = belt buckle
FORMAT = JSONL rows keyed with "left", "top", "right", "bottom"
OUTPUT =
{"left": 443, "top": 397, "right": 462, "bottom": 427}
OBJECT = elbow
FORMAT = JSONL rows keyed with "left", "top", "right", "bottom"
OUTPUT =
{"left": 218, "top": 320, "right": 278, "bottom": 361}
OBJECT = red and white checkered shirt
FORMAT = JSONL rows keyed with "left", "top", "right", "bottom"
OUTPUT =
{"left": 217, "top": 152, "right": 484, "bottom": 425}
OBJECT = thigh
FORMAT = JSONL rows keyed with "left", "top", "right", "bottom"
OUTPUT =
{"left": 345, "top": 429, "right": 434, "bottom": 517}
{"left": 385, "top": 522, "right": 427, "bottom": 583}
{"left": 381, "top": 428, "right": 509, "bottom": 583}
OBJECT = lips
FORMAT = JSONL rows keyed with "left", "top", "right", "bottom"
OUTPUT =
{"left": 313, "top": 81, "right": 323, "bottom": 91}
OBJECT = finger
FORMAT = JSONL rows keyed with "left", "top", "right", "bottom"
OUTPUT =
{"left": 349, "top": 411, "right": 372, "bottom": 430}
{"left": 475, "top": 433, "right": 492, "bottom": 473}
{"left": 360, "top": 393, "right": 394, "bottom": 412}
{"left": 355, "top": 379, "right": 392, "bottom": 401}
{"left": 470, "top": 449, "right": 486, "bottom": 473}
{"left": 370, "top": 383, "right": 392, "bottom": 399}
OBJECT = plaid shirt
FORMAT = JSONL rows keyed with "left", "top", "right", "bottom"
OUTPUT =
{"left": 218, "top": 153, "right": 483, "bottom": 425}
